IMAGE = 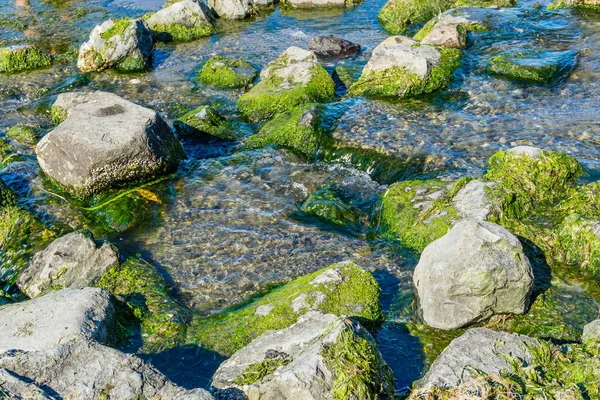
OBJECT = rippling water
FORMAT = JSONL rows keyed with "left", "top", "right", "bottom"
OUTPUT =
{"left": 1, "top": 0, "right": 600, "bottom": 392}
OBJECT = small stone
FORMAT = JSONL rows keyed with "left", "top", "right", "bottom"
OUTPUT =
{"left": 208, "top": 0, "right": 255, "bottom": 19}
{"left": 308, "top": 35, "right": 360, "bottom": 57}
{"left": 507, "top": 145, "right": 543, "bottom": 159}
{"left": 421, "top": 23, "right": 467, "bottom": 49}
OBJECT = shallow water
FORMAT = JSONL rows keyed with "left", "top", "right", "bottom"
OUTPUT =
{"left": 1, "top": 0, "right": 600, "bottom": 394}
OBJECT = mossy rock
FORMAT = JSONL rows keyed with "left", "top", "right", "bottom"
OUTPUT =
{"left": 300, "top": 187, "right": 361, "bottom": 229}
{"left": 378, "top": 0, "right": 453, "bottom": 35}
{"left": 0, "top": 46, "right": 51, "bottom": 74}
{"left": 413, "top": 13, "right": 490, "bottom": 41}
{"left": 148, "top": 23, "right": 213, "bottom": 42}
{"left": 484, "top": 147, "right": 584, "bottom": 220}
{"left": 188, "top": 261, "right": 383, "bottom": 356}
{"left": 198, "top": 56, "right": 257, "bottom": 89}
{"left": 548, "top": 0, "right": 600, "bottom": 10}
{"left": 238, "top": 47, "right": 336, "bottom": 122}
{"left": 173, "top": 105, "right": 238, "bottom": 141}
{"left": 244, "top": 104, "right": 331, "bottom": 159}
{"left": 98, "top": 257, "right": 187, "bottom": 352}
{"left": 488, "top": 50, "right": 578, "bottom": 84}
{"left": 5, "top": 124, "right": 42, "bottom": 145}
{"left": 350, "top": 44, "right": 462, "bottom": 99}
{"left": 555, "top": 214, "right": 600, "bottom": 278}
{"left": 50, "top": 105, "right": 68, "bottom": 125}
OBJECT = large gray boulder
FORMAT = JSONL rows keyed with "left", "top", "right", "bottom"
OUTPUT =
{"left": 0, "top": 340, "right": 213, "bottom": 400}
{"left": 0, "top": 288, "right": 114, "bottom": 353}
{"left": 212, "top": 311, "right": 394, "bottom": 399}
{"left": 146, "top": 0, "right": 215, "bottom": 42}
{"left": 414, "top": 220, "right": 533, "bottom": 330}
{"left": 418, "top": 328, "right": 536, "bottom": 390}
{"left": 17, "top": 231, "right": 119, "bottom": 298}
{"left": 77, "top": 18, "right": 154, "bottom": 73}
{"left": 37, "top": 91, "right": 185, "bottom": 198}
{"left": 209, "top": 0, "right": 255, "bottom": 20}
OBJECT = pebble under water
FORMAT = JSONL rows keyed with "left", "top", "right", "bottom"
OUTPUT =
{"left": 1, "top": 0, "right": 600, "bottom": 395}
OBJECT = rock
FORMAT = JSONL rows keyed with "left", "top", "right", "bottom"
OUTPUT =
{"left": 0, "top": 368, "right": 51, "bottom": 399}
{"left": 209, "top": 0, "right": 255, "bottom": 20}
{"left": 253, "top": 0, "right": 279, "bottom": 7}
{"left": 174, "top": 105, "right": 238, "bottom": 141}
{"left": 350, "top": 36, "right": 461, "bottom": 98}
{"left": 583, "top": 319, "right": 600, "bottom": 343}
{"left": 5, "top": 124, "right": 41, "bottom": 145}
{"left": 418, "top": 328, "right": 536, "bottom": 389}
{"left": 36, "top": 91, "right": 185, "bottom": 198}
{"left": 77, "top": 18, "right": 154, "bottom": 73}
{"left": 421, "top": 23, "right": 467, "bottom": 49}
{"left": 308, "top": 35, "right": 360, "bottom": 57}
{"left": 238, "top": 47, "right": 335, "bottom": 122}
{"left": 488, "top": 50, "right": 578, "bottom": 84}
{"left": 0, "top": 288, "right": 114, "bottom": 353}
{"left": 413, "top": 7, "right": 495, "bottom": 41}
{"left": 300, "top": 187, "right": 360, "bottom": 229}
{"left": 283, "top": 0, "right": 353, "bottom": 7}
{"left": 189, "top": 261, "right": 383, "bottom": 356}
{"left": 0, "top": 45, "right": 50, "bottom": 74}
{"left": 0, "top": 340, "right": 213, "bottom": 400}
{"left": 414, "top": 220, "right": 533, "bottom": 330}
{"left": 379, "top": 178, "right": 499, "bottom": 252}
{"left": 532, "top": 1, "right": 542, "bottom": 7}
{"left": 244, "top": 104, "right": 329, "bottom": 159}
{"left": 212, "top": 311, "right": 394, "bottom": 399}
{"left": 146, "top": 0, "right": 215, "bottom": 42}
{"left": 548, "top": 0, "right": 600, "bottom": 10}
{"left": 507, "top": 145, "right": 543, "bottom": 159}
{"left": 197, "top": 55, "right": 257, "bottom": 88}
{"left": 17, "top": 231, "right": 119, "bottom": 298}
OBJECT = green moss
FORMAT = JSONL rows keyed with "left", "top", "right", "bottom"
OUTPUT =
{"left": 548, "top": 0, "right": 600, "bottom": 9}
{"left": 116, "top": 56, "right": 147, "bottom": 73}
{"left": 484, "top": 149, "right": 583, "bottom": 221}
{"left": 187, "top": 262, "right": 383, "bottom": 356}
{"left": 488, "top": 52, "right": 568, "bottom": 84}
{"left": 333, "top": 65, "right": 359, "bottom": 90}
{"left": 322, "top": 328, "right": 395, "bottom": 400}
{"left": 198, "top": 56, "right": 257, "bottom": 89}
{"left": 555, "top": 214, "right": 600, "bottom": 278}
{"left": 5, "top": 125, "right": 42, "bottom": 145}
{"left": 244, "top": 104, "right": 331, "bottom": 159}
{"left": 0, "top": 139, "right": 19, "bottom": 170}
{"left": 174, "top": 105, "right": 237, "bottom": 140}
{"left": 98, "top": 257, "right": 187, "bottom": 352}
{"left": 0, "top": 46, "right": 51, "bottom": 74}
{"left": 378, "top": 0, "right": 452, "bottom": 35}
{"left": 150, "top": 23, "right": 213, "bottom": 42}
{"left": 350, "top": 46, "right": 461, "bottom": 99}
{"left": 238, "top": 65, "right": 335, "bottom": 122}
{"left": 377, "top": 178, "right": 470, "bottom": 252}
{"left": 300, "top": 187, "right": 361, "bottom": 228}
{"left": 100, "top": 18, "right": 131, "bottom": 41}
{"left": 234, "top": 356, "right": 291, "bottom": 386}
{"left": 51, "top": 105, "right": 68, "bottom": 125}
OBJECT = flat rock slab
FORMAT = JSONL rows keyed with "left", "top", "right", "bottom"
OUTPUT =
{"left": 17, "top": 231, "right": 119, "bottom": 298}
{"left": 0, "top": 288, "right": 114, "bottom": 353}
{"left": 37, "top": 91, "right": 185, "bottom": 197}
{"left": 418, "top": 328, "right": 537, "bottom": 389}
{"left": 0, "top": 341, "right": 213, "bottom": 400}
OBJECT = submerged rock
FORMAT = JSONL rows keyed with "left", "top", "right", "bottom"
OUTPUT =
{"left": 244, "top": 104, "right": 329, "bottom": 159}
{"left": 0, "top": 340, "right": 214, "bottom": 399}
{"left": 17, "top": 231, "right": 119, "bottom": 298}
{"left": 309, "top": 35, "right": 361, "bottom": 57}
{"left": 417, "top": 328, "right": 536, "bottom": 390}
{"left": 350, "top": 36, "right": 461, "bottom": 98}
{"left": 197, "top": 55, "right": 257, "bottom": 88}
{"left": 212, "top": 311, "right": 394, "bottom": 399}
{"left": 36, "top": 91, "right": 185, "bottom": 198}
{"left": 209, "top": 0, "right": 255, "bottom": 20}
{"left": 414, "top": 220, "right": 533, "bottom": 330}
{"left": 0, "top": 288, "right": 114, "bottom": 353}
{"left": 488, "top": 50, "right": 578, "bottom": 84}
{"left": 146, "top": 0, "right": 215, "bottom": 42}
{"left": 300, "top": 187, "right": 361, "bottom": 229}
{"left": 0, "top": 45, "right": 51, "bottom": 74}
{"left": 189, "top": 262, "right": 382, "bottom": 356}
{"left": 238, "top": 47, "right": 335, "bottom": 122}
{"left": 174, "top": 105, "right": 238, "bottom": 140}
{"left": 5, "top": 124, "right": 42, "bottom": 146}
{"left": 77, "top": 18, "right": 154, "bottom": 73}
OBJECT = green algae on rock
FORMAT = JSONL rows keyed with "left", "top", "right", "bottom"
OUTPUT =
{"left": 188, "top": 261, "right": 383, "bottom": 356}
{"left": 146, "top": 0, "right": 215, "bottom": 42}
{"left": 548, "top": 0, "right": 600, "bottom": 10}
{"left": 197, "top": 55, "right": 257, "bottom": 89}
{"left": 488, "top": 50, "right": 578, "bottom": 84}
{"left": 244, "top": 104, "right": 331, "bottom": 159}
{"left": 300, "top": 187, "right": 361, "bottom": 229}
{"left": 98, "top": 257, "right": 188, "bottom": 352}
{"left": 350, "top": 37, "right": 461, "bottom": 99}
{"left": 174, "top": 105, "right": 238, "bottom": 140}
{"left": 0, "top": 46, "right": 51, "bottom": 74}
{"left": 5, "top": 125, "right": 42, "bottom": 146}
{"left": 238, "top": 46, "right": 336, "bottom": 122}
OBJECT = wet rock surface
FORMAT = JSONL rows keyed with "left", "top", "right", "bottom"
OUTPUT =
{"left": 308, "top": 35, "right": 361, "bottom": 57}
{"left": 147, "top": 0, "right": 215, "bottom": 42}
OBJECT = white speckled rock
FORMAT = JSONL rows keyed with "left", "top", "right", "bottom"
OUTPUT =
{"left": 209, "top": 0, "right": 255, "bottom": 19}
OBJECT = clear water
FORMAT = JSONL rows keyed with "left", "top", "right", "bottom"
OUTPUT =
{"left": 1, "top": 0, "right": 600, "bottom": 393}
